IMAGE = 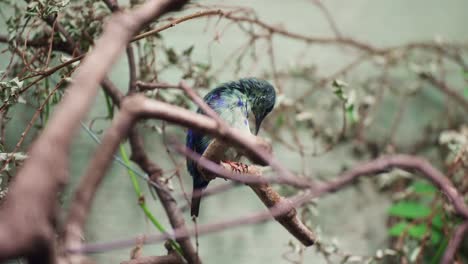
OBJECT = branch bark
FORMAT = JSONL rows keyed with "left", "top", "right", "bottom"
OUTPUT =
{"left": 129, "top": 129, "right": 200, "bottom": 264}
{"left": 71, "top": 153, "right": 467, "bottom": 264}
{"left": 178, "top": 136, "right": 316, "bottom": 246}
{"left": 220, "top": 162, "right": 315, "bottom": 246}
{"left": 441, "top": 221, "right": 468, "bottom": 264}
{"left": 0, "top": 0, "right": 187, "bottom": 263}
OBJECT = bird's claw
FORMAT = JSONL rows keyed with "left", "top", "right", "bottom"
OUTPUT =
{"left": 222, "top": 160, "right": 249, "bottom": 173}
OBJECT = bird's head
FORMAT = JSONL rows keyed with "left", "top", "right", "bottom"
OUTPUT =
{"left": 238, "top": 78, "right": 276, "bottom": 135}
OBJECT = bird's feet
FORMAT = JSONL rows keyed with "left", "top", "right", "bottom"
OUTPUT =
{"left": 222, "top": 160, "right": 249, "bottom": 174}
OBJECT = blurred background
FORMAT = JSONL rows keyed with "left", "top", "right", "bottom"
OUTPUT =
{"left": 1, "top": 0, "right": 467, "bottom": 263}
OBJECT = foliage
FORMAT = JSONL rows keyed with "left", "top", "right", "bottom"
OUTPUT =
{"left": 0, "top": 0, "right": 467, "bottom": 263}
{"left": 0, "top": 77, "right": 25, "bottom": 109}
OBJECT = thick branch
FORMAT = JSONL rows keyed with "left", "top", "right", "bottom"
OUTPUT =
{"left": 0, "top": 0, "right": 187, "bottom": 262}
{"left": 175, "top": 139, "right": 315, "bottom": 246}
{"left": 131, "top": 95, "right": 296, "bottom": 183}
{"left": 129, "top": 129, "right": 200, "bottom": 264}
{"left": 220, "top": 162, "right": 315, "bottom": 246}
{"left": 63, "top": 92, "right": 304, "bottom": 258}
{"left": 71, "top": 153, "right": 467, "bottom": 264}
{"left": 177, "top": 144, "right": 310, "bottom": 188}
{"left": 63, "top": 108, "right": 135, "bottom": 259}
{"left": 61, "top": 0, "right": 189, "bottom": 257}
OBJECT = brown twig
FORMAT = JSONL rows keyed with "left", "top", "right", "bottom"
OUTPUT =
{"left": 0, "top": 0, "right": 188, "bottom": 262}
{"left": 128, "top": 129, "right": 200, "bottom": 264}
{"left": 305, "top": 155, "right": 468, "bottom": 219}
{"left": 127, "top": 44, "right": 138, "bottom": 94}
{"left": 131, "top": 9, "right": 224, "bottom": 42}
{"left": 72, "top": 154, "right": 467, "bottom": 263}
{"left": 61, "top": 0, "right": 190, "bottom": 258}
{"left": 136, "top": 81, "right": 180, "bottom": 91}
{"left": 419, "top": 72, "right": 468, "bottom": 112}
{"left": 64, "top": 99, "right": 136, "bottom": 262}
{"left": 309, "top": 0, "right": 342, "bottom": 38}
{"left": 1, "top": 2, "right": 467, "bottom": 263}
{"left": 98, "top": 3, "right": 198, "bottom": 261}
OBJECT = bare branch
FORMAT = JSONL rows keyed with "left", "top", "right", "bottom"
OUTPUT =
{"left": 127, "top": 45, "right": 138, "bottom": 94}
{"left": 220, "top": 162, "right": 315, "bottom": 246}
{"left": 128, "top": 129, "right": 200, "bottom": 264}
{"left": 441, "top": 221, "right": 468, "bottom": 264}
{"left": 419, "top": 72, "right": 468, "bottom": 112}
{"left": 308, "top": 155, "right": 468, "bottom": 219}
{"left": 64, "top": 106, "right": 135, "bottom": 259}
{"left": 121, "top": 254, "right": 182, "bottom": 264}
{"left": 71, "top": 154, "right": 467, "bottom": 264}
{"left": 0, "top": 0, "right": 188, "bottom": 262}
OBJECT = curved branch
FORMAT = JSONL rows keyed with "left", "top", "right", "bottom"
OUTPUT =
{"left": 0, "top": 0, "right": 187, "bottom": 262}
{"left": 71, "top": 153, "right": 467, "bottom": 264}
{"left": 308, "top": 155, "right": 468, "bottom": 219}
{"left": 441, "top": 221, "right": 468, "bottom": 264}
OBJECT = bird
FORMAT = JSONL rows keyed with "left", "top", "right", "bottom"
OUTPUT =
{"left": 186, "top": 77, "right": 276, "bottom": 217}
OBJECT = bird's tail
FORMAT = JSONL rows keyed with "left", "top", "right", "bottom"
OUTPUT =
{"left": 191, "top": 188, "right": 203, "bottom": 217}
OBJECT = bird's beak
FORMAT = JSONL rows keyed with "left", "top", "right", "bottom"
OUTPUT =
{"left": 254, "top": 117, "right": 261, "bottom": 135}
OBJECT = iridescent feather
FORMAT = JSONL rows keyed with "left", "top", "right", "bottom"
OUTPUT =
{"left": 186, "top": 78, "right": 276, "bottom": 217}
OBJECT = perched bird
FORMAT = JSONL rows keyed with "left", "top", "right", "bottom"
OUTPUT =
{"left": 186, "top": 78, "right": 276, "bottom": 217}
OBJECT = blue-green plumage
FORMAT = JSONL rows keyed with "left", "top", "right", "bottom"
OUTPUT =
{"left": 186, "top": 78, "right": 276, "bottom": 217}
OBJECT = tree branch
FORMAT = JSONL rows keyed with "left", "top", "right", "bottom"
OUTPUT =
{"left": 441, "top": 221, "right": 468, "bottom": 264}
{"left": 71, "top": 153, "right": 467, "bottom": 264}
{"left": 419, "top": 72, "right": 468, "bottom": 112}
{"left": 221, "top": 162, "right": 315, "bottom": 246}
{"left": 121, "top": 254, "right": 182, "bottom": 264}
{"left": 128, "top": 129, "right": 200, "bottom": 264}
{"left": 0, "top": 0, "right": 188, "bottom": 262}
{"left": 173, "top": 139, "right": 315, "bottom": 246}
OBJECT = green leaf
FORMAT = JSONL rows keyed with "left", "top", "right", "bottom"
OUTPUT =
{"left": 408, "top": 224, "right": 442, "bottom": 244}
{"left": 408, "top": 224, "right": 427, "bottom": 238}
{"left": 388, "top": 222, "right": 441, "bottom": 244}
{"left": 388, "top": 221, "right": 408, "bottom": 236}
{"left": 332, "top": 79, "right": 348, "bottom": 101}
{"left": 345, "top": 103, "right": 359, "bottom": 123}
{"left": 388, "top": 201, "right": 431, "bottom": 219}
{"left": 431, "top": 213, "right": 444, "bottom": 229}
{"left": 410, "top": 181, "right": 436, "bottom": 195}
{"left": 430, "top": 229, "right": 442, "bottom": 244}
